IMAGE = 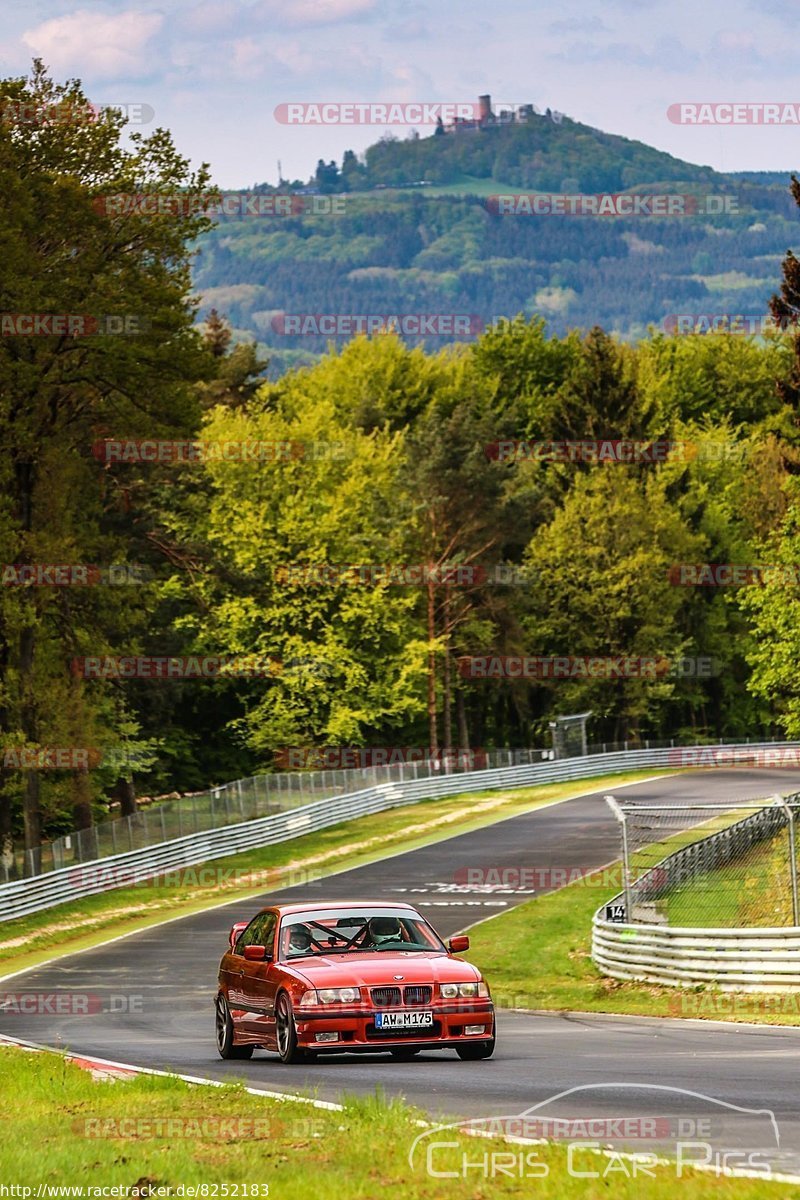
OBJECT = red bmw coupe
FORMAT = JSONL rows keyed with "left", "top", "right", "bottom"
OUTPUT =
{"left": 215, "top": 901, "right": 495, "bottom": 1063}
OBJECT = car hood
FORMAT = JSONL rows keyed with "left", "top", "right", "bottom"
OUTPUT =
{"left": 286, "top": 951, "right": 480, "bottom": 988}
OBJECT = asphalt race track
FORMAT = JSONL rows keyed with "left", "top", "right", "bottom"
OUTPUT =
{"left": 5, "top": 768, "right": 800, "bottom": 1178}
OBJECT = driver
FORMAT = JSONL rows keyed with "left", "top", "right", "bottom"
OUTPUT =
{"left": 287, "top": 924, "right": 314, "bottom": 956}
{"left": 366, "top": 916, "right": 403, "bottom": 947}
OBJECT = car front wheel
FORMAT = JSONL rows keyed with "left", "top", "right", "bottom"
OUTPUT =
{"left": 456, "top": 1029, "right": 495, "bottom": 1061}
{"left": 215, "top": 994, "right": 254, "bottom": 1060}
{"left": 275, "top": 992, "right": 306, "bottom": 1064}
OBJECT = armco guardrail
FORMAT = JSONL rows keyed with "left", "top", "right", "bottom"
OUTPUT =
{"left": 3, "top": 748, "right": 539, "bottom": 881}
{"left": 1, "top": 739, "right": 797, "bottom": 924}
{"left": 592, "top": 921, "right": 800, "bottom": 992}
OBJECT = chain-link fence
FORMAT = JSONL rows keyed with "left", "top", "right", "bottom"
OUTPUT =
{"left": 1, "top": 747, "right": 552, "bottom": 882}
{"left": 550, "top": 712, "right": 591, "bottom": 759}
{"left": 606, "top": 794, "right": 800, "bottom": 928}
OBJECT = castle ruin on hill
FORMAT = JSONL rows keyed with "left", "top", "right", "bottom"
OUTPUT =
{"left": 438, "top": 94, "right": 564, "bottom": 134}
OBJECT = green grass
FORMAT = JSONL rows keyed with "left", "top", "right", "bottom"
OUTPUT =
{"left": 665, "top": 834, "right": 793, "bottom": 928}
{"left": 0, "top": 770, "right": 667, "bottom": 979}
{"left": 364, "top": 175, "right": 520, "bottom": 197}
{"left": 608, "top": 805, "right": 775, "bottom": 927}
{"left": 0, "top": 1046, "right": 786, "bottom": 1195}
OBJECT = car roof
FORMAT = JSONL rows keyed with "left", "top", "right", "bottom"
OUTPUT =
{"left": 256, "top": 901, "right": 418, "bottom": 917}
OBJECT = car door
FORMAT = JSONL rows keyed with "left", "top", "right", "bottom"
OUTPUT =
{"left": 224, "top": 915, "right": 258, "bottom": 1013}
{"left": 238, "top": 912, "right": 278, "bottom": 1038}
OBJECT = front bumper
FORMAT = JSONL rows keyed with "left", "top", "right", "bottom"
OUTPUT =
{"left": 294, "top": 1001, "right": 495, "bottom": 1051}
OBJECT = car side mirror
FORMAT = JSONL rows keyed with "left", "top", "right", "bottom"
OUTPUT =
{"left": 243, "top": 945, "right": 271, "bottom": 961}
{"left": 229, "top": 921, "right": 248, "bottom": 950}
{"left": 448, "top": 935, "right": 470, "bottom": 953}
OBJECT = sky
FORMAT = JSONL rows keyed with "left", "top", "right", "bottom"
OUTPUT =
{"left": 1, "top": 0, "right": 798, "bottom": 187}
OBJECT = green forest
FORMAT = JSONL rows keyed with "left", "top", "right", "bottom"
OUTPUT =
{"left": 5, "top": 66, "right": 800, "bottom": 861}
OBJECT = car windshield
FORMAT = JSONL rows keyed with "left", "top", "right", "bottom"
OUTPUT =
{"left": 279, "top": 908, "right": 446, "bottom": 959}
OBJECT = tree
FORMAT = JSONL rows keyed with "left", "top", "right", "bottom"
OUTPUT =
{"left": 340, "top": 149, "right": 364, "bottom": 190}
{"left": 771, "top": 173, "right": 800, "bottom": 411}
{"left": 204, "top": 308, "right": 232, "bottom": 358}
{"left": 158, "top": 348, "right": 427, "bottom": 758}
{"left": 399, "top": 366, "right": 524, "bottom": 751}
{"left": 314, "top": 159, "right": 340, "bottom": 194}
{"left": 0, "top": 61, "right": 213, "bottom": 863}
{"left": 521, "top": 470, "right": 703, "bottom": 740}
{"left": 740, "top": 483, "right": 800, "bottom": 737}
{"left": 198, "top": 310, "right": 268, "bottom": 410}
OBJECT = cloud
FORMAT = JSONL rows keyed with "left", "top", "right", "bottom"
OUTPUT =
{"left": 554, "top": 35, "right": 696, "bottom": 71}
{"left": 548, "top": 16, "right": 611, "bottom": 33}
{"left": 268, "top": 39, "right": 316, "bottom": 75}
{"left": 22, "top": 9, "right": 164, "bottom": 79}
{"left": 715, "top": 30, "right": 757, "bottom": 50}
{"left": 244, "top": 0, "right": 377, "bottom": 26}
{"left": 230, "top": 37, "right": 268, "bottom": 77}
{"left": 181, "top": 2, "right": 233, "bottom": 35}
{"left": 383, "top": 19, "right": 431, "bottom": 41}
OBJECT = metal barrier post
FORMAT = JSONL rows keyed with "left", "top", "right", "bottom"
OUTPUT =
{"left": 777, "top": 794, "right": 800, "bottom": 925}
{"left": 605, "top": 795, "right": 632, "bottom": 921}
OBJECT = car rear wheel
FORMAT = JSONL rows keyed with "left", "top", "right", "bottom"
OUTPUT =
{"left": 275, "top": 992, "right": 306, "bottom": 1064}
{"left": 456, "top": 1030, "right": 495, "bottom": 1060}
{"left": 389, "top": 1048, "right": 421, "bottom": 1060}
{"left": 215, "top": 994, "right": 254, "bottom": 1060}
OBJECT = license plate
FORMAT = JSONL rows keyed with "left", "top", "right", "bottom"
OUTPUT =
{"left": 375, "top": 1010, "right": 433, "bottom": 1030}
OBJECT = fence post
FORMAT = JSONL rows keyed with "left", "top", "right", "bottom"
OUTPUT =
{"left": 605, "top": 795, "right": 632, "bottom": 921}
{"left": 777, "top": 794, "right": 800, "bottom": 925}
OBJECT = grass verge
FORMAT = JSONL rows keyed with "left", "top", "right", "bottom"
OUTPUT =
{"left": 0, "top": 1045, "right": 785, "bottom": 1196}
{"left": 0, "top": 770, "right": 666, "bottom": 979}
{"left": 466, "top": 862, "right": 800, "bottom": 1026}
{"left": 666, "top": 833, "right": 793, "bottom": 928}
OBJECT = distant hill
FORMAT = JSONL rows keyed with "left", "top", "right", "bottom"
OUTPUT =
{"left": 358, "top": 112, "right": 723, "bottom": 192}
{"left": 193, "top": 107, "right": 800, "bottom": 373}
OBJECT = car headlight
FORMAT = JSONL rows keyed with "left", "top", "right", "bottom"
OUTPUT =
{"left": 440, "top": 982, "right": 490, "bottom": 999}
{"left": 299, "top": 987, "right": 361, "bottom": 1006}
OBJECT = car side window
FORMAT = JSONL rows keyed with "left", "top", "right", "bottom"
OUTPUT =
{"left": 235, "top": 912, "right": 276, "bottom": 956}
{"left": 259, "top": 913, "right": 277, "bottom": 957}
{"left": 235, "top": 913, "right": 265, "bottom": 955}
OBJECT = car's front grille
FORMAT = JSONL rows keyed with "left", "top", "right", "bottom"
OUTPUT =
{"left": 371, "top": 986, "right": 402, "bottom": 1007}
{"left": 403, "top": 986, "right": 432, "bottom": 1006}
